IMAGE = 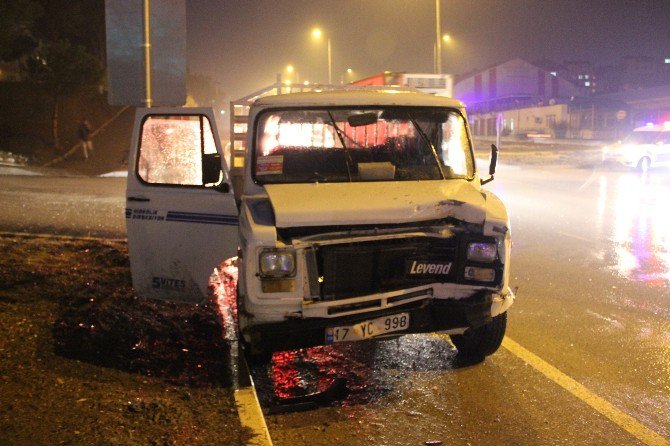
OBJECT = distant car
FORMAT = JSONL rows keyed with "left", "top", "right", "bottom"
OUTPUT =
{"left": 602, "top": 124, "right": 670, "bottom": 172}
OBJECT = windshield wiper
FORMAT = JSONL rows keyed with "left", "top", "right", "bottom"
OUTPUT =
{"left": 407, "top": 112, "right": 445, "bottom": 180}
{"left": 327, "top": 111, "right": 353, "bottom": 181}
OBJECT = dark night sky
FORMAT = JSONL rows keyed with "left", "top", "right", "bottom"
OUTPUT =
{"left": 185, "top": 0, "right": 670, "bottom": 101}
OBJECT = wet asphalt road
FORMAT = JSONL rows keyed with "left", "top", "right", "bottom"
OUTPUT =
{"left": 1, "top": 163, "right": 669, "bottom": 445}
{"left": 261, "top": 164, "right": 670, "bottom": 446}
{"left": 0, "top": 174, "right": 126, "bottom": 238}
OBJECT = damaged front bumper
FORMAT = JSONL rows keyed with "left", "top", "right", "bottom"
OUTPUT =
{"left": 242, "top": 288, "right": 514, "bottom": 354}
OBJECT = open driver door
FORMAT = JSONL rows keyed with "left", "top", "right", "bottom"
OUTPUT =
{"left": 126, "top": 108, "right": 239, "bottom": 303}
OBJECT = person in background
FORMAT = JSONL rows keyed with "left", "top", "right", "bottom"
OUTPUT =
{"left": 78, "top": 118, "right": 93, "bottom": 160}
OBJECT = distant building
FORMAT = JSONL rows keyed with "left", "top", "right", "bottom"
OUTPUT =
{"left": 468, "top": 98, "right": 630, "bottom": 140}
{"left": 597, "top": 56, "right": 669, "bottom": 93}
{"left": 453, "top": 58, "right": 581, "bottom": 115}
{"left": 619, "top": 56, "right": 662, "bottom": 89}
{"left": 452, "top": 57, "right": 670, "bottom": 140}
{"left": 454, "top": 58, "right": 588, "bottom": 137}
{"left": 559, "top": 60, "right": 597, "bottom": 96}
{"left": 600, "top": 85, "right": 670, "bottom": 127}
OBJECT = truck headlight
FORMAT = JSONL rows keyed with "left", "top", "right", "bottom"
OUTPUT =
{"left": 466, "top": 242, "right": 497, "bottom": 262}
{"left": 259, "top": 250, "right": 296, "bottom": 277}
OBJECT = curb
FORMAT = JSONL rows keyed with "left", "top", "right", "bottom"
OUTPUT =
{"left": 0, "top": 231, "right": 126, "bottom": 243}
{"left": 235, "top": 386, "right": 273, "bottom": 446}
{"left": 231, "top": 343, "right": 273, "bottom": 446}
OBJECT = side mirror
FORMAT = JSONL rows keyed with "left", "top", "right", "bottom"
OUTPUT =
{"left": 202, "top": 153, "right": 229, "bottom": 192}
{"left": 481, "top": 144, "right": 498, "bottom": 185}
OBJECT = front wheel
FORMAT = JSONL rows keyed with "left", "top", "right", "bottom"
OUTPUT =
{"left": 450, "top": 312, "right": 507, "bottom": 358}
{"left": 239, "top": 335, "right": 273, "bottom": 366}
{"left": 236, "top": 286, "right": 272, "bottom": 365}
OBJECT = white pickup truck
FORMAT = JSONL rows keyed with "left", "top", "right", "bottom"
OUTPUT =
{"left": 125, "top": 90, "right": 514, "bottom": 361}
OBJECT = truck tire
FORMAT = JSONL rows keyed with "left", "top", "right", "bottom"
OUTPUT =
{"left": 236, "top": 286, "right": 272, "bottom": 365}
{"left": 450, "top": 312, "right": 507, "bottom": 358}
{"left": 239, "top": 337, "right": 272, "bottom": 366}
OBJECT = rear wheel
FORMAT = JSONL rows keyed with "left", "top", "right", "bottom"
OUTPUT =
{"left": 450, "top": 312, "right": 507, "bottom": 358}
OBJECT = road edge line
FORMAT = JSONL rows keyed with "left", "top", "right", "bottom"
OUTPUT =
{"left": 230, "top": 339, "right": 273, "bottom": 446}
{"left": 234, "top": 386, "right": 273, "bottom": 446}
{"left": 502, "top": 336, "right": 668, "bottom": 446}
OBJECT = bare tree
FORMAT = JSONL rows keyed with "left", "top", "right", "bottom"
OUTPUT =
{"left": 24, "top": 40, "right": 102, "bottom": 149}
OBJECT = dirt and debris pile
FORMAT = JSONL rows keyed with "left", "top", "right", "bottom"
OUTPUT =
{"left": 0, "top": 234, "right": 252, "bottom": 446}
{"left": 53, "top": 290, "right": 232, "bottom": 386}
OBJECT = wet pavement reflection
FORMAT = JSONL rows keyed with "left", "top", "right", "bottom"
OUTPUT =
{"left": 211, "top": 165, "right": 670, "bottom": 444}
{"left": 598, "top": 171, "right": 670, "bottom": 285}
{"left": 250, "top": 335, "right": 466, "bottom": 410}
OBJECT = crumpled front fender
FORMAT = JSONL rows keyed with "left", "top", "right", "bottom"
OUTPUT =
{"left": 490, "top": 286, "right": 515, "bottom": 317}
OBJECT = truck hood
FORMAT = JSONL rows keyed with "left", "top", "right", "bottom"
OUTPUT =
{"left": 264, "top": 181, "right": 487, "bottom": 228}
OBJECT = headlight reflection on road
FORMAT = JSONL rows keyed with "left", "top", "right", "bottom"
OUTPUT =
{"left": 607, "top": 173, "right": 670, "bottom": 286}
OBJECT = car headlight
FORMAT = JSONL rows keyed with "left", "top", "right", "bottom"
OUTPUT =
{"left": 466, "top": 242, "right": 497, "bottom": 262}
{"left": 259, "top": 250, "right": 296, "bottom": 277}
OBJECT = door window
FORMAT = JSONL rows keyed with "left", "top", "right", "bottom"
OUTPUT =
{"left": 137, "top": 115, "right": 218, "bottom": 186}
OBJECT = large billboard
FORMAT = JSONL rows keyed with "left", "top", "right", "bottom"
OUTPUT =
{"left": 105, "top": 0, "right": 186, "bottom": 106}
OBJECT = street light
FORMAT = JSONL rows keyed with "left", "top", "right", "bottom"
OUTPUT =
{"left": 434, "top": 3, "right": 452, "bottom": 74}
{"left": 342, "top": 68, "right": 354, "bottom": 85}
{"left": 285, "top": 64, "right": 299, "bottom": 84}
{"left": 439, "top": 34, "right": 452, "bottom": 73}
{"left": 311, "top": 27, "right": 332, "bottom": 85}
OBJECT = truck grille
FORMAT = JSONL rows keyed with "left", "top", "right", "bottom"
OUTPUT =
{"left": 311, "top": 236, "right": 459, "bottom": 300}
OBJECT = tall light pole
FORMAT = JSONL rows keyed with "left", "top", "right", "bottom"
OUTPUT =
{"left": 442, "top": 34, "right": 451, "bottom": 72}
{"left": 435, "top": 0, "right": 442, "bottom": 74}
{"left": 312, "top": 28, "right": 332, "bottom": 85}
{"left": 327, "top": 38, "right": 332, "bottom": 85}
{"left": 143, "top": 0, "right": 152, "bottom": 107}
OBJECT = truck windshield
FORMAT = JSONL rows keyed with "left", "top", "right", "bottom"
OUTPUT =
{"left": 254, "top": 107, "right": 474, "bottom": 183}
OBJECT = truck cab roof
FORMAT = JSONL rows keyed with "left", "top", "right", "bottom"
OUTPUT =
{"left": 252, "top": 89, "right": 465, "bottom": 110}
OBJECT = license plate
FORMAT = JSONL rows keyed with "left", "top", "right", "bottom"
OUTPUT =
{"left": 325, "top": 313, "right": 410, "bottom": 344}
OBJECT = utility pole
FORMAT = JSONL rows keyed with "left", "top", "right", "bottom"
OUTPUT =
{"left": 142, "top": 0, "right": 152, "bottom": 107}
{"left": 435, "top": 0, "right": 442, "bottom": 74}
{"left": 327, "top": 38, "right": 332, "bottom": 85}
